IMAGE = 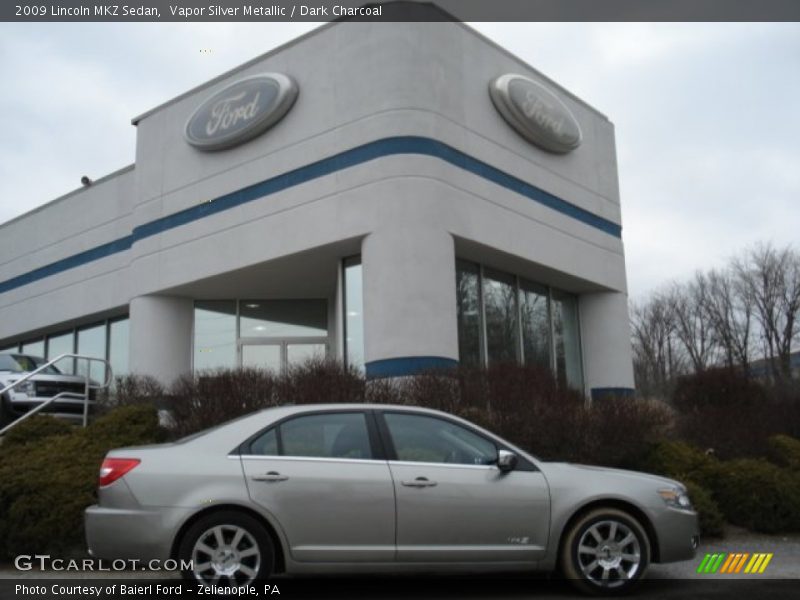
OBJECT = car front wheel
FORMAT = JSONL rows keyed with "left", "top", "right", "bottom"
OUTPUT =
{"left": 560, "top": 507, "right": 650, "bottom": 595}
{"left": 178, "top": 511, "right": 274, "bottom": 587}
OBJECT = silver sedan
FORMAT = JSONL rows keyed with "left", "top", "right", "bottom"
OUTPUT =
{"left": 85, "top": 404, "right": 698, "bottom": 594}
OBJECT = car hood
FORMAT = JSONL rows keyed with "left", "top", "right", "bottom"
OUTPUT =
{"left": 539, "top": 461, "right": 684, "bottom": 489}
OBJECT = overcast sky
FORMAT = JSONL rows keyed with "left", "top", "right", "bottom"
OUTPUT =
{"left": 0, "top": 21, "right": 797, "bottom": 300}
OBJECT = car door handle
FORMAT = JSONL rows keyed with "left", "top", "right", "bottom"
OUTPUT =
{"left": 401, "top": 477, "right": 437, "bottom": 488}
{"left": 252, "top": 471, "right": 289, "bottom": 482}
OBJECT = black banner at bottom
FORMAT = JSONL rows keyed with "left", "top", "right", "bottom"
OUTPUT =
{"left": 2, "top": 577, "right": 799, "bottom": 600}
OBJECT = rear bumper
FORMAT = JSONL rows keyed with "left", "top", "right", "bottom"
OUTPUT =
{"left": 651, "top": 506, "right": 700, "bottom": 563}
{"left": 85, "top": 504, "right": 179, "bottom": 562}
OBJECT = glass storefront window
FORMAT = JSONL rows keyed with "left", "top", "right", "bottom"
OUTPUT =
{"left": 520, "top": 281, "right": 551, "bottom": 370}
{"left": 455, "top": 261, "right": 482, "bottom": 366}
{"left": 287, "top": 343, "right": 326, "bottom": 368}
{"left": 241, "top": 344, "right": 282, "bottom": 372}
{"left": 194, "top": 301, "right": 237, "bottom": 371}
{"left": 553, "top": 291, "right": 584, "bottom": 390}
{"left": 455, "top": 260, "right": 584, "bottom": 392}
{"left": 47, "top": 331, "right": 75, "bottom": 374}
{"left": 0, "top": 344, "right": 19, "bottom": 354}
{"left": 343, "top": 257, "right": 365, "bottom": 372}
{"left": 240, "top": 300, "right": 326, "bottom": 338}
{"left": 77, "top": 324, "right": 107, "bottom": 382}
{"left": 483, "top": 268, "right": 518, "bottom": 365}
{"left": 108, "top": 318, "right": 130, "bottom": 380}
{"left": 21, "top": 339, "right": 44, "bottom": 359}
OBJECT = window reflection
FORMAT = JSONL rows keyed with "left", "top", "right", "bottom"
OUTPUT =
{"left": 240, "top": 300, "right": 326, "bottom": 338}
{"left": 109, "top": 318, "right": 130, "bottom": 380}
{"left": 520, "top": 281, "right": 551, "bottom": 370}
{"left": 194, "top": 301, "right": 237, "bottom": 371}
{"left": 21, "top": 339, "right": 44, "bottom": 359}
{"left": 483, "top": 268, "right": 518, "bottom": 365}
{"left": 47, "top": 331, "right": 75, "bottom": 374}
{"left": 455, "top": 261, "right": 481, "bottom": 366}
{"left": 455, "top": 260, "right": 584, "bottom": 391}
{"left": 77, "top": 324, "right": 107, "bottom": 382}
{"left": 553, "top": 291, "right": 584, "bottom": 390}
{"left": 344, "top": 257, "right": 364, "bottom": 372}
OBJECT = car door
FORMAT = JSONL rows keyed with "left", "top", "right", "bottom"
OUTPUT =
{"left": 379, "top": 411, "right": 550, "bottom": 563}
{"left": 240, "top": 410, "right": 395, "bottom": 563}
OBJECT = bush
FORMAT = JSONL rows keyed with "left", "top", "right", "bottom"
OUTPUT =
{"left": 582, "top": 397, "right": 672, "bottom": 469}
{"left": 708, "top": 459, "right": 800, "bottom": 533}
{"left": 1, "top": 414, "right": 73, "bottom": 449}
{"left": 767, "top": 434, "right": 800, "bottom": 471}
{"left": 167, "top": 368, "right": 278, "bottom": 438}
{"left": 670, "top": 368, "right": 798, "bottom": 459}
{"left": 0, "top": 405, "right": 164, "bottom": 559}
{"left": 684, "top": 480, "right": 725, "bottom": 537}
{"left": 642, "top": 441, "right": 719, "bottom": 485}
{"left": 101, "top": 374, "right": 167, "bottom": 410}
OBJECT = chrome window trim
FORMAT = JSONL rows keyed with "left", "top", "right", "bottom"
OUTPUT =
{"left": 236, "top": 454, "right": 386, "bottom": 466}
{"left": 387, "top": 460, "right": 497, "bottom": 471}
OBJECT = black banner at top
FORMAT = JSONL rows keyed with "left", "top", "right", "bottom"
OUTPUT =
{"left": 4, "top": 0, "right": 800, "bottom": 23}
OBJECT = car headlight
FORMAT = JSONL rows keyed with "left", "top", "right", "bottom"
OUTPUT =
{"left": 658, "top": 486, "right": 693, "bottom": 510}
{"left": 7, "top": 379, "right": 35, "bottom": 396}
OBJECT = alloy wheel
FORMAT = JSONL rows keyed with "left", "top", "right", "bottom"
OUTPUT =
{"left": 191, "top": 523, "right": 261, "bottom": 586}
{"left": 575, "top": 519, "right": 642, "bottom": 588}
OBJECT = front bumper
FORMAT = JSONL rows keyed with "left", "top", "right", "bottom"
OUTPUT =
{"left": 650, "top": 506, "right": 700, "bottom": 563}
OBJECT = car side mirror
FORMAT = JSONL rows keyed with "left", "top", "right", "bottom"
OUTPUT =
{"left": 497, "top": 450, "right": 518, "bottom": 473}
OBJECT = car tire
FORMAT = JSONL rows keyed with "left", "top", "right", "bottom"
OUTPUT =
{"left": 560, "top": 507, "right": 650, "bottom": 595}
{"left": 178, "top": 510, "right": 274, "bottom": 587}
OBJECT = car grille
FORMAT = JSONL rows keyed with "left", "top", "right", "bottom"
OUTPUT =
{"left": 35, "top": 381, "right": 96, "bottom": 400}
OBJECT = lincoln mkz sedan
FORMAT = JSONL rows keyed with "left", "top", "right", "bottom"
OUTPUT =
{"left": 85, "top": 404, "right": 699, "bottom": 593}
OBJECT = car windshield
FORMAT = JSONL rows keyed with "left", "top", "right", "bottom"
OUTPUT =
{"left": 0, "top": 354, "right": 62, "bottom": 375}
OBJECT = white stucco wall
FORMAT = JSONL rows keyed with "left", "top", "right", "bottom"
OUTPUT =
{"left": 0, "top": 20, "right": 634, "bottom": 393}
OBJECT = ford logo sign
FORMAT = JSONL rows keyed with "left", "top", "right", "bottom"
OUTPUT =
{"left": 185, "top": 73, "right": 298, "bottom": 151}
{"left": 489, "top": 74, "right": 582, "bottom": 154}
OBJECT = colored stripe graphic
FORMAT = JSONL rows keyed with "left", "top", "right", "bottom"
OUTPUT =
{"left": 698, "top": 552, "right": 773, "bottom": 575}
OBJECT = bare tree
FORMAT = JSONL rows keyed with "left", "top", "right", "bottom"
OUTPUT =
{"left": 703, "top": 267, "right": 754, "bottom": 370}
{"left": 733, "top": 243, "right": 800, "bottom": 381}
{"left": 667, "top": 274, "right": 719, "bottom": 372}
{"left": 630, "top": 294, "right": 686, "bottom": 395}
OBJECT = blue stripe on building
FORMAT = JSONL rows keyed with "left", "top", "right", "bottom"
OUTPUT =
{"left": 0, "top": 136, "right": 621, "bottom": 295}
{"left": 365, "top": 356, "right": 459, "bottom": 379}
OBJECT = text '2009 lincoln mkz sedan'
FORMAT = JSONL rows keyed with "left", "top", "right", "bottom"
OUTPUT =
{"left": 85, "top": 404, "right": 698, "bottom": 594}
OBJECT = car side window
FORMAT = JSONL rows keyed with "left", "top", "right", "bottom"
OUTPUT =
{"left": 250, "top": 412, "right": 373, "bottom": 459}
{"left": 384, "top": 413, "right": 497, "bottom": 465}
{"left": 250, "top": 428, "right": 278, "bottom": 456}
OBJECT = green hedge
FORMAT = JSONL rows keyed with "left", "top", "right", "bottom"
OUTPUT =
{"left": 0, "top": 405, "right": 164, "bottom": 559}
{"left": 644, "top": 440, "right": 800, "bottom": 534}
{"left": 710, "top": 459, "right": 800, "bottom": 534}
{"left": 767, "top": 434, "right": 800, "bottom": 471}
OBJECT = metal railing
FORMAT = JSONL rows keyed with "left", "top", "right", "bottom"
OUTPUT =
{"left": 0, "top": 353, "right": 113, "bottom": 436}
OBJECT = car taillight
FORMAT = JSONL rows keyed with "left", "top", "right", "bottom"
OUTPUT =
{"left": 98, "top": 458, "right": 140, "bottom": 487}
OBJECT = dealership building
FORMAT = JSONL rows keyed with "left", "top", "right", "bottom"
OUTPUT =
{"left": 0, "top": 17, "right": 635, "bottom": 399}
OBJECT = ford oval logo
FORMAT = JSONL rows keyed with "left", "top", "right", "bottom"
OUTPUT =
{"left": 489, "top": 74, "right": 582, "bottom": 154}
{"left": 185, "top": 73, "right": 298, "bottom": 151}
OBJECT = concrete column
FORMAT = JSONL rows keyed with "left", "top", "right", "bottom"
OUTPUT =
{"left": 129, "top": 295, "right": 193, "bottom": 386}
{"left": 580, "top": 291, "right": 636, "bottom": 399}
{"left": 361, "top": 228, "right": 458, "bottom": 378}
